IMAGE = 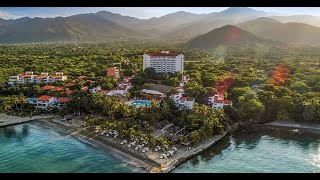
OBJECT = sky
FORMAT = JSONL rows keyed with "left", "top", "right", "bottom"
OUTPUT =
{"left": 1, "top": 7, "right": 320, "bottom": 20}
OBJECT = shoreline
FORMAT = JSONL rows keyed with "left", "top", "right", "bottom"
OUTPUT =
{"left": 1, "top": 113, "right": 238, "bottom": 173}
{"left": 164, "top": 123, "right": 238, "bottom": 173}
{"left": 30, "top": 118, "right": 238, "bottom": 173}
{"left": 0, "top": 113, "right": 57, "bottom": 128}
{"left": 260, "top": 120, "right": 320, "bottom": 134}
{"left": 32, "top": 119, "right": 157, "bottom": 173}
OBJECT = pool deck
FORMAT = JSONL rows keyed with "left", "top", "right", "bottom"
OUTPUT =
{"left": 127, "top": 100, "right": 152, "bottom": 106}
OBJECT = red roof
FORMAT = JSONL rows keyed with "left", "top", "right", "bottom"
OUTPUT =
{"left": 57, "top": 97, "right": 71, "bottom": 103}
{"left": 65, "top": 83, "right": 74, "bottom": 87}
{"left": 36, "top": 76, "right": 45, "bottom": 78}
{"left": 223, "top": 100, "right": 232, "bottom": 105}
{"left": 52, "top": 87, "right": 64, "bottom": 91}
{"left": 180, "top": 97, "right": 194, "bottom": 101}
{"left": 37, "top": 95, "right": 52, "bottom": 101}
{"left": 81, "top": 86, "right": 89, "bottom": 91}
{"left": 19, "top": 75, "right": 31, "bottom": 78}
{"left": 51, "top": 76, "right": 63, "bottom": 79}
{"left": 107, "top": 68, "right": 118, "bottom": 77}
{"left": 42, "top": 85, "right": 55, "bottom": 90}
{"left": 212, "top": 93, "right": 232, "bottom": 105}
{"left": 65, "top": 89, "right": 73, "bottom": 95}
{"left": 146, "top": 53, "right": 179, "bottom": 57}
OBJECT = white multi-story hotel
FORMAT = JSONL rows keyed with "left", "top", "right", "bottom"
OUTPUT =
{"left": 8, "top": 71, "right": 67, "bottom": 85}
{"left": 143, "top": 51, "right": 184, "bottom": 73}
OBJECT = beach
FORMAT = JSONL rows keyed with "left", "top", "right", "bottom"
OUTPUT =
{"left": 0, "top": 113, "right": 237, "bottom": 173}
{"left": 3, "top": 114, "right": 319, "bottom": 172}
{"left": 26, "top": 116, "right": 237, "bottom": 173}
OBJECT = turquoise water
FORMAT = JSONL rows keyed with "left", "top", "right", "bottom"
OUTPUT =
{"left": 0, "top": 123, "right": 145, "bottom": 173}
{"left": 173, "top": 127, "right": 320, "bottom": 173}
{"left": 131, "top": 101, "right": 151, "bottom": 107}
{"left": 1, "top": 123, "right": 320, "bottom": 173}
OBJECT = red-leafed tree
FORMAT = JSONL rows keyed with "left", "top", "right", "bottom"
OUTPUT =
{"left": 214, "top": 75, "right": 235, "bottom": 93}
{"left": 269, "top": 65, "right": 289, "bottom": 86}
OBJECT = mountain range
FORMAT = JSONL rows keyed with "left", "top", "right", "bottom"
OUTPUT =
{"left": 1, "top": 7, "right": 320, "bottom": 46}
{"left": 184, "top": 25, "right": 283, "bottom": 49}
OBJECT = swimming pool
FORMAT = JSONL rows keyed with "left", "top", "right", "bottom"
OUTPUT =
{"left": 130, "top": 101, "right": 151, "bottom": 107}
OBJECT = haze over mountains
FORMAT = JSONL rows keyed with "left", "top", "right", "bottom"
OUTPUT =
{"left": 184, "top": 25, "right": 280, "bottom": 49}
{"left": 237, "top": 17, "right": 320, "bottom": 46}
{"left": 1, "top": 7, "right": 320, "bottom": 46}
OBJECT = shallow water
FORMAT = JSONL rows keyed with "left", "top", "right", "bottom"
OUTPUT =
{"left": 173, "top": 127, "right": 320, "bottom": 173}
{"left": 1, "top": 123, "right": 320, "bottom": 173}
{"left": 0, "top": 123, "right": 145, "bottom": 173}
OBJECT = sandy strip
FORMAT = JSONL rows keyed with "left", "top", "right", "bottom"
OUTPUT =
{"left": 32, "top": 119, "right": 160, "bottom": 173}
{"left": 2, "top": 113, "right": 239, "bottom": 173}
{"left": 0, "top": 113, "right": 58, "bottom": 128}
{"left": 32, "top": 118, "right": 239, "bottom": 173}
{"left": 262, "top": 120, "right": 320, "bottom": 134}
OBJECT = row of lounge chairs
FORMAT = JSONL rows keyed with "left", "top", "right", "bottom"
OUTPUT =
{"left": 159, "top": 147, "right": 178, "bottom": 159}
{"left": 101, "top": 130, "right": 118, "bottom": 138}
{"left": 119, "top": 139, "right": 149, "bottom": 153}
{"left": 136, "top": 99, "right": 150, "bottom": 102}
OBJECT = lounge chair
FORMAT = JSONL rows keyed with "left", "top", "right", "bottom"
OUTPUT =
{"left": 142, "top": 147, "right": 149, "bottom": 153}
{"left": 160, "top": 154, "right": 167, "bottom": 159}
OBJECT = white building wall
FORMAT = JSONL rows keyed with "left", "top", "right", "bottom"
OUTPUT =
{"left": 171, "top": 93, "right": 183, "bottom": 103}
{"left": 112, "top": 89, "right": 126, "bottom": 96}
{"left": 212, "top": 103, "right": 224, "bottom": 109}
{"left": 36, "top": 98, "right": 57, "bottom": 109}
{"left": 143, "top": 55, "right": 151, "bottom": 71}
{"left": 184, "top": 100, "right": 195, "bottom": 109}
{"left": 175, "top": 54, "right": 184, "bottom": 73}
{"left": 143, "top": 53, "right": 184, "bottom": 73}
{"left": 89, "top": 86, "right": 102, "bottom": 93}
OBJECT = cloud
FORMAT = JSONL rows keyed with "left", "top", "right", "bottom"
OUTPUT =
{"left": 0, "top": 10, "right": 21, "bottom": 19}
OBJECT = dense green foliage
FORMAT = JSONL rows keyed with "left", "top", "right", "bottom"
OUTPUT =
{"left": 62, "top": 92, "right": 230, "bottom": 146}
{"left": 0, "top": 42, "right": 319, "bottom": 126}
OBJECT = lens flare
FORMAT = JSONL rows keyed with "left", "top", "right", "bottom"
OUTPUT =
{"left": 223, "top": 26, "right": 242, "bottom": 45}
{"left": 269, "top": 65, "right": 289, "bottom": 86}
